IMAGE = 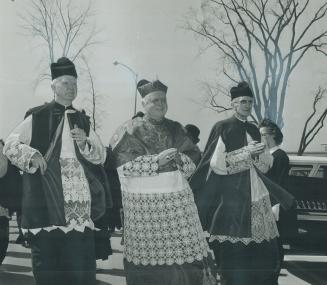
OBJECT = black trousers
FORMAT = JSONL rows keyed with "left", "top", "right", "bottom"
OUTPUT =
{"left": 0, "top": 216, "right": 9, "bottom": 265}
{"left": 272, "top": 219, "right": 285, "bottom": 285}
{"left": 212, "top": 239, "right": 279, "bottom": 285}
{"left": 29, "top": 228, "right": 96, "bottom": 285}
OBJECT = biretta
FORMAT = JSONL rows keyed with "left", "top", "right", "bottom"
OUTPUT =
{"left": 51, "top": 57, "right": 77, "bottom": 80}
{"left": 137, "top": 79, "right": 168, "bottom": 98}
{"left": 230, "top": 81, "right": 253, "bottom": 100}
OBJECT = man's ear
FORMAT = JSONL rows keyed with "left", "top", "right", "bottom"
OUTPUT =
{"left": 51, "top": 82, "right": 55, "bottom": 92}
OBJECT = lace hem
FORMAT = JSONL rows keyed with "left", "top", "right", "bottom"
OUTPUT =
{"left": 122, "top": 188, "right": 209, "bottom": 266}
{"left": 209, "top": 195, "right": 279, "bottom": 245}
{"left": 125, "top": 252, "right": 208, "bottom": 266}
{"left": 209, "top": 234, "right": 278, "bottom": 245}
{"left": 22, "top": 220, "right": 95, "bottom": 235}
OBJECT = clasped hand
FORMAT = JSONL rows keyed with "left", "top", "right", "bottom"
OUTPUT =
{"left": 246, "top": 141, "right": 265, "bottom": 157}
{"left": 156, "top": 148, "right": 181, "bottom": 167}
{"left": 71, "top": 124, "right": 87, "bottom": 150}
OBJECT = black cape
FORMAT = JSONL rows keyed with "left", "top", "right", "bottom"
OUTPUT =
{"left": 189, "top": 116, "right": 294, "bottom": 237}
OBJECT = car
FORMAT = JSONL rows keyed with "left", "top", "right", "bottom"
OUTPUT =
{"left": 288, "top": 155, "right": 327, "bottom": 178}
{"left": 284, "top": 155, "right": 327, "bottom": 253}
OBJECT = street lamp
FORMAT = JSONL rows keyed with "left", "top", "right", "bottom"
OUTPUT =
{"left": 113, "top": 60, "right": 138, "bottom": 116}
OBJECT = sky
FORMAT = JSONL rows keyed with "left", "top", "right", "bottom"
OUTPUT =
{"left": 1, "top": 0, "right": 327, "bottom": 152}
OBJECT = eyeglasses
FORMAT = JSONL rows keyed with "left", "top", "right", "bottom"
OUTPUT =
{"left": 260, "top": 133, "right": 273, "bottom": 137}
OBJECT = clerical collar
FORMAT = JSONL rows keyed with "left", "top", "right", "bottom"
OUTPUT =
{"left": 269, "top": 146, "right": 280, "bottom": 154}
{"left": 53, "top": 101, "right": 74, "bottom": 111}
{"left": 233, "top": 114, "right": 247, "bottom": 123}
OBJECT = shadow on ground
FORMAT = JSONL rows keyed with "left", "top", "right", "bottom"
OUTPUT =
{"left": 96, "top": 268, "right": 125, "bottom": 277}
{"left": 5, "top": 251, "right": 32, "bottom": 259}
{"left": 0, "top": 271, "right": 35, "bottom": 285}
{"left": 1, "top": 264, "right": 32, "bottom": 273}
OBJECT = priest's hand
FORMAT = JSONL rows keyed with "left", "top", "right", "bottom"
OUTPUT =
{"left": 71, "top": 124, "right": 87, "bottom": 150}
{"left": 157, "top": 148, "right": 178, "bottom": 167}
{"left": 30, "top": 152, "right": 47, "bottom": 175}
{"left": 174, "top": 152, "right": 183, "bottom": 167}
{"left": 246, "top": 141, "right": 265, "bottom": 157}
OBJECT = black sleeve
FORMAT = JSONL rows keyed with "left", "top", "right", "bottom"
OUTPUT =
{"left": 268, "top": 151, "right": 290, "bottom": 187}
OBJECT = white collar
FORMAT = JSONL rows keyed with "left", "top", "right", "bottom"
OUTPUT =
{"left": 234, "top": 114, "right": 247, "bottom": 123}
{"left": 269, "top": 146, "right": 280, "bottom": 154}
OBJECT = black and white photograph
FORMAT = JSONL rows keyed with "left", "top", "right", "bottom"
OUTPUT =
{"left": 1, "top": 0, "right": 327, "bottom": 284}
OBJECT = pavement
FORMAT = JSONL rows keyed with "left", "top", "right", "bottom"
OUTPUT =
{"left": 1, "top": 217, "right": 327, "bottom": 285}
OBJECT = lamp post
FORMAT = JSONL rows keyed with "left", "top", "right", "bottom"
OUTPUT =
{"left": 113, "top": 60, "right": 138, "bottom": 116}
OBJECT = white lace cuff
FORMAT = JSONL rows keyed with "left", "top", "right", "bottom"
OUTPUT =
{"left": 79, "top": 130, "right": 106, "bottom": 165}
{"left": 118, "top": 155, "right": 159, "bottom": 177}
{"left": 5, "top": 141, "right": 39, "bottom": 174}
{"left": 177, "top": 153, "right": 196, "bottom": 179}
{"left": 225, "top": 147, "right": 252, "bottom": 174}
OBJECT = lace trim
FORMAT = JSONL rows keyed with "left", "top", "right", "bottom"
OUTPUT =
{"left": 225, "top": 147, "right": 252, "bottom": 174}
{"left": 209, "top": 195, "right": 279, "bottom": 245}
{"left": 22, "top": 221, "right": 95, "bottom": 235}
{"left": 120, "top": 155, "right": 159, "bottom": 177}
{"left": 177, "top": 153, "right": 196, "bottom": 179}
{"left": 60, "top": 158, "right": 92, "bottom": 227}
{"left": 21, "top": 157, "right": 94, "bottom": 234}
{"left": 79, "top": 132, "right": 106, "bottom": 164}
{"left": 5, "top": 141, "right": 38, "bottom": 173}
{"left": 122, "top": 188, "right": 209, "bottom": 266}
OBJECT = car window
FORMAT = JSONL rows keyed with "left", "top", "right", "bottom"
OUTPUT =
{"left": 289, "top": 165, "right": 313, "bottom": 177}
{"left": 316, "top": 165, "right": 327, "bottom": 178}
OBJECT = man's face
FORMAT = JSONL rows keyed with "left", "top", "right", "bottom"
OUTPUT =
{"left": 232, "top": 96, "right": 253, "bottom": 119}
{"left": 142, "top": 91, "right": 168, "bottom": 120}
{"left": 52, "top": 75, "right": 77, "bottom": 103}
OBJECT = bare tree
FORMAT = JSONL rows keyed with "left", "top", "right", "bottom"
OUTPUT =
{"left": 20, "top": 0, "right": 104, "bottom": 130}
{"left": 200, "top": 81, "right": 232, "bottom": 113}
{"left": 298, "top": 87, "right": 327, "bottom": 155}
{"left": 20, "top": 0, "right": 99, "bottom": 64}
{"left": 81, "top": 55, "right": 106, "bottom": 131}
{"left": 186, "top": 0, "right": 327, "bottom": 127}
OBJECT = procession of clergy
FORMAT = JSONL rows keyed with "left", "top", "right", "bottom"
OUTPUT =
{"left": 0, "top": 57, "right": 295, "bottom": 285}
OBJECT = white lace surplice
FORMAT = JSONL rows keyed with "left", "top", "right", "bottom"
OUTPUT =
{"left": 118, "top": 158, "right": 209, "bottom": 266}
{"left": 4, "top": 109, "right": 106, "bottom": 234}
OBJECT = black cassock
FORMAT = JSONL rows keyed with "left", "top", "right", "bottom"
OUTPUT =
{"left": 190, "top": 116, "right": 293, "bottom": 236}
{"left": 189, "top": 115, "right": 294, "bottom": 285}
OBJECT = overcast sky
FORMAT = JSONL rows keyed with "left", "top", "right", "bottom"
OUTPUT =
{"left": 1, "top": 0, "right": 327, "bottom": 152}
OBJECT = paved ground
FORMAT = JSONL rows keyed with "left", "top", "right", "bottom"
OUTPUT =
{"left": 1, "top": 218, "right": 327, "bottom": 285}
